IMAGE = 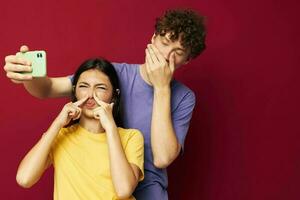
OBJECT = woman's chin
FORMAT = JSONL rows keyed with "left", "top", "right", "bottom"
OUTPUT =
{"left": 81, "top": 110, "right": 96, "bottom": 119}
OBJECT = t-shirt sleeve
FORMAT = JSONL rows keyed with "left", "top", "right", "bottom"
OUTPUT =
{"left": 68, "top": 74, "right": 74, "bottom": 83}
{"left": 172, "top": 91, "right": 196, "bottom": 152}
{"left": 112, "top": 62, "right": 124, "bottom": 74}
{"left": 124, "top": 129, "right": 145, "bottom": 181}
{"left": 49, "top": 128, "right": 66, "bottom": 162}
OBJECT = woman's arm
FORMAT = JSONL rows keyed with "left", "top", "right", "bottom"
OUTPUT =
{"left": 16, "top": 97, "right": 88, "bottom": 188}
{"left": 106, "top": 126, "right": 141, "bottom": 199}
{"left": 93, "top": 94, "right": 141, "bottom": 199}
{"left": 16, "top": 119, "right": 63, "bottom": 188}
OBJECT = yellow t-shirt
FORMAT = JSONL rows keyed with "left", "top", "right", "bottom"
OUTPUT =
{"left": 51, "top": 124, "right": 144, "bottom": 200}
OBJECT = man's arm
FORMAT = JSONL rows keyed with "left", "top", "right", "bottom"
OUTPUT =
{"left": 23, "top": 76, "right": 72, "bottom": 99}
{"left": 151, "top": 87, "right": 181, "bottom": 168}
{"left": 4, "top": 45, "right": 72, "bottom": 99}
{"left": 145, "top": 44, "right": 181, "bottom": 169}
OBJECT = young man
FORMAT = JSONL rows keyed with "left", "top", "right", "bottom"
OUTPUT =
{"left": 4, "top": 9, "right": 206, "bottom": 200}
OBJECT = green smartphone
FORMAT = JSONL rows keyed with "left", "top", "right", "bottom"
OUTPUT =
{"left": 19, "top": 50, "right": 47, "bottom": 77}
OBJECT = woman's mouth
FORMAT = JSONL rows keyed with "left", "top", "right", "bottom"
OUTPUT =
{"left": 84, "top": 100, "right": 96, "bottom": 109}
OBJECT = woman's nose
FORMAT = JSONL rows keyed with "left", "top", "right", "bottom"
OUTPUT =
{"left": 87, "top": 89, "right": 94, "bottom": 98}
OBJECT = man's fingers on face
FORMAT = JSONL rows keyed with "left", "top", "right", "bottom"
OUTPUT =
{"left": 145, "top": 51, "right": 152, "bottom": 74}
{"left": 147, "top": 44, "right": 159, "bottom": 63}
{"left": 73, "top": 96, "right": 88, "bottom": 107}
{"left": 169, "top": 52, "right": 175, "bottom": 72}
{"left": 146, "top": 48, "right": 155, "bottom": 65}
{"left": 149, "top": 44, "right": 164, "bottom": 62}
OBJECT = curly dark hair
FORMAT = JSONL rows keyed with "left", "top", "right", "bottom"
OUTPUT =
{"left": 155, "top": 9, "right": 206, "bottom": 59}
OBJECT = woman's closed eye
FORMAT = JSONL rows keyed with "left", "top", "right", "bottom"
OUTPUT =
{"left": 96, "top": 86, "right": 107, "bottom": 90}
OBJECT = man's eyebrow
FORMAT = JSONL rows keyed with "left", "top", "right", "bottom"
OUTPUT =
{"left": 164, "top": 36, "right": 187, "bottom": 51}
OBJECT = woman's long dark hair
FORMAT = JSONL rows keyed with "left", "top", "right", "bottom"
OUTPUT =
{"left": 69, "top": 58, "right": 123, "bottom": 127}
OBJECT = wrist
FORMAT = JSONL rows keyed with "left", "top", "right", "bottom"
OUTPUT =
{"left": 52, "top": 118, "right": 65, "bottom": 129}
{"left": 154, "top": 86, "right": 171, "bottom": 94}
{"left": 105, "top": 124, "right": 118, "bottom": 135}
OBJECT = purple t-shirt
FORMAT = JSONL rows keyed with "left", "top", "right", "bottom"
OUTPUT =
{"left": 112, "top": 63, "right": 196, "bottom": 200}
{"left": 70, "top": 63, "right": 195, "bottom": 199}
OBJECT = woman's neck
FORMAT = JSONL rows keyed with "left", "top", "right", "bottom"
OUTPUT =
{"left": 79, "top": 117, "right": 105, "bottom": 134}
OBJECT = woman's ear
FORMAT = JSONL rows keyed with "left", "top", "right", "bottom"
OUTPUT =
{"left": 111, "top": 89, "right": 120, "bottom": 103}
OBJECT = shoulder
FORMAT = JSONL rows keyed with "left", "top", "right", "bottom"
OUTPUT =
{"left": 117, "top": 127, "right": 144, "bottom": 142}
{"left": 60, "top": 124, "right": 78, "bottom": 134}
{"left": 112, "top": 62, "right": 139, "bottom": 73}
{"left": 56, "top": 124, "right": 78, "bottom": 140}
{"left": 171, "top": 80, "right": 196, "bottom": 106}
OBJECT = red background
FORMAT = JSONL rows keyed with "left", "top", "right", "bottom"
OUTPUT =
{"left": 1, "top": 0, "right": 300, "bottom": 199}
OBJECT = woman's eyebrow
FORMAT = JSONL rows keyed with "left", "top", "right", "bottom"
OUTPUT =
{"left": 95, "top": 83, "right": 108, "bottom": 87}
{"left": 78, "top": 81, "right": 89, "bottom": 85}
{"left": 78, "top": 82, "right": 107, "bottom": 86}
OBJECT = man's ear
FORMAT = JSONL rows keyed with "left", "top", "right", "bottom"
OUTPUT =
{"left": 151, "top": 33, "right": 156, "bottom": 44}
{"left": 183, "top": 58, "right": 191, "bottom": 65}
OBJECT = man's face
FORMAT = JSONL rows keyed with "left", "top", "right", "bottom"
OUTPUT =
{"left": 151, "top": 32, "right": 191, "bottom": 68}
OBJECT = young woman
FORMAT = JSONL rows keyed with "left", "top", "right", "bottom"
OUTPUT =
{"left": 16, "top": 58, "right": 144, "bottom": 200}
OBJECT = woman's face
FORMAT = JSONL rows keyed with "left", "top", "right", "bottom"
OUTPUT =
{"left": 75, "top": 68, "right": 113, "bottom": 118}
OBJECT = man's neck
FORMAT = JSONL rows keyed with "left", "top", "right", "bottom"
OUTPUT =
{"left": 79, "top": 117, "right": 105, "bottom": 134}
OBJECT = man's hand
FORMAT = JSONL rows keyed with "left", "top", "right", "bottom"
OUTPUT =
{"left": 145, "top": 44, "right": 175, "bottom": 89}
{"left": 4, "top": 45, "right": 32, "bottom": 84}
